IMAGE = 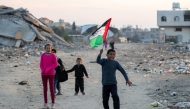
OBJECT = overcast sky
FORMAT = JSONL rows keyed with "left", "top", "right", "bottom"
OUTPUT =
{"left": 1, "top": 0, "right": 190, "bottom": 29}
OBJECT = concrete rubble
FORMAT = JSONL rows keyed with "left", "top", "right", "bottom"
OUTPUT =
{"left": 114, "top": 43, "right": 190, "bottom": 108}
{"left": 0, "top": 5, "right": 68, "bottom": 47}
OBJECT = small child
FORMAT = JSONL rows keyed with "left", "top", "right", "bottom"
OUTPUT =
{"left": 40, "top": 44, "right": 58, "bottom": 109}
{"left": 66, "top": 58, "right": 89, "bottom": 95}
{"left": 52, "top": 48, "right": 64, "bottom": 95}
{"left": 96, "top": 49, "right": 132, "bottom": 109}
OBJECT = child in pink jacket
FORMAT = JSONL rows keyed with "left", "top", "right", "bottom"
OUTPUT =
{"left": 40, "top": 44, "right": 58, "bottom": 109}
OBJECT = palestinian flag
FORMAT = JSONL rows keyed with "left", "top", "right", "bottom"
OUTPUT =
{"left": 90, "top": 18, "right": 112, "bottom": 48}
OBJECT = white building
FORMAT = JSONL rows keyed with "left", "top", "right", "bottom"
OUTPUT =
{"left": 157, "top": 2, "right": 190, "bottom": 43}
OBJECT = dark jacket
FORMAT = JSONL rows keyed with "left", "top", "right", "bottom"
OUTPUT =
{"left": 66, "top": 64, "right": 88, "bottom": 78}
{"left": 55, "top": 57, "right": 68, "bottom": 82}
{"left": 96, "top": 55, "right": 129, "bottom": 85}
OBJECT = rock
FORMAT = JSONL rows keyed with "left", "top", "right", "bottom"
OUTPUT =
{"left": 26, "top": 61, "right": 30, "bottom": 65}
{"left": 24, "top": 54, "right": 29, "bottom": 58}
{"left": 175, "top": 102, "right": 190, "bottom": 108}
{"left": 139, "top": 62, "right": 143, "bottom": 64}
{"left": 14, "top": 65, "right": 18, "bottom": 67}
{"left": 142, "top": 69, "right": 150, "bottom": 72}
{"left": 8, "top": 56, "right": 12, "bottom": 59}
{"left": 70, "top": 54, "right": 75, "bottom": 56}
{"left": 19, "top": 81, "right": 29, "bottom": 85}
{"left": 151, "top": 101, "right": 160, "bottom": 107}
{"left": 0, "top": 53, "right": 4, "bottom": 57}
{"left": 170, "top": 92, "right": 177, "bottom": 96}
{"left": 160, "top": 58, "right": 165, "bottom": 61}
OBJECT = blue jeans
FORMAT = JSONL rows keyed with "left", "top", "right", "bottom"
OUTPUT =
{"left": 102, "top": 84, "right": 120, "bottom": 109}
{"left": 54, "top": 80, "right": 58, "bottom": 94}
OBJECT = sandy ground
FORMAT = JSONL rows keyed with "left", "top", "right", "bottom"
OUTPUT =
{"left": 0, "top": 43, "right": 190, "bottom": 109}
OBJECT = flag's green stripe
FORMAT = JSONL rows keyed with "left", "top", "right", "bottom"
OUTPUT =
{"left": 90, "top": 35, "right": 103, "bottom": 48}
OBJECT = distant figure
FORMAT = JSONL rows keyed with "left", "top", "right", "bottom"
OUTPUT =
{"left": 104, "top": 41, "right": 108, "bottom": 50}
{"left": 66, "top": 58, "right": 89, "bottom": 95}
{"left": 127, "top": 38, "right": 130, "bottom": 43}
{"left": 40, "top": 44, "right": 58, "bottom": 109}
{"left": 97, "top": 49, "right": 132, "bottom": 109}
{"left": 109, "top": 39, "right": 115, "bottom": 49}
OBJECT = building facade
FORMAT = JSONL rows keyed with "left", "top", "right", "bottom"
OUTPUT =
{"left": 120, "top": 26, "right": 161, "bottom": 43}
{"left": 157, "top": 3, "right": 190, "bottom": 43}
{"left": 39, "top": 18, "right": 66, "bottom": 28}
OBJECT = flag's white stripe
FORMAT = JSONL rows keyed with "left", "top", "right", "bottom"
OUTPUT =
{"left": 90, "top": 27, "right": 105, "bottom": 39}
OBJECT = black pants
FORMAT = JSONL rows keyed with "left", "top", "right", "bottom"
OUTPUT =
{"left": 75, "top": 78, "right": 84, "bottom": 93}
{"left": 110, "top": 43, "right": 114, "bottom": 49}
{"left": 102, "top": 84, "right": 120, "bottom": 109}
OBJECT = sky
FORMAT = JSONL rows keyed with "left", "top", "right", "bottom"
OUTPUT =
{"left": 1, "top": 0, "right": 190, "bottom": 29}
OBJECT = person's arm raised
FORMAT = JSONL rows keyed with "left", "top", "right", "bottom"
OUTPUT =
{"left": 96, "top": 49, "right": 104, "bottom": 65}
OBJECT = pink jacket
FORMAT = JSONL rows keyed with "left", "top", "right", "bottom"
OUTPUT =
{"left": 40, "top": 53, "right": 58, "bottom": 75}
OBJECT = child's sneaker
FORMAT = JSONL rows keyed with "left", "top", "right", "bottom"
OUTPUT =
{"left": 74, "top": 92, "right": 78, "bottom": 96}
{"left": 51, "top": 103, "right": 55, "bottom": 109}
{"left": 82, "top": 92, "right": 85, "bottom": 95}
{"left": 43, "top": 103, "right": 49, "bottom": 109}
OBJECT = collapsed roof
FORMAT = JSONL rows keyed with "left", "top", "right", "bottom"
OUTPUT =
{"left": 0, "top": 5, "right": 68, "bottom": 47}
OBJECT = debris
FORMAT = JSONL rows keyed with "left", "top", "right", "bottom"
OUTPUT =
{"left": 24, "top": 54, "right": 29, "bottom": 58}
{"left": 0, "top": 6, "right": 68, "bottom": 47}
{"left": 70, "top": 54, "right": 75, "bottom": 56}
{"left": 19, "top": 81, "right": 29, "bottom": 85}
{"left": 14, "top": 65, "right": 18, "bottom": 67}
{"left": 170, "top": 92, "right": 177, "bottom": 96}
{"left": 175, "top": 102, "right": 190, "bottom": 108}
{"left": 151, "top": 101, "right": 160, "bottom": 107}
{"left": 26, "top": 61, "right": 30, "bottom": 65}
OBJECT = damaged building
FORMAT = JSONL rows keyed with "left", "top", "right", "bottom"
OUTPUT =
{"left": 0, "top": 5, "right": 68, "bottom": 47}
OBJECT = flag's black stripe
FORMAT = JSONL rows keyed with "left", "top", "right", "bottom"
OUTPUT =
{"left": 91, "top": 18, "right": 111, "bottom": 35}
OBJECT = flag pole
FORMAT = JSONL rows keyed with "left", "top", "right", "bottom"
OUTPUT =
{"left": 102, "top": 42, "right": 104, "bottom": 49}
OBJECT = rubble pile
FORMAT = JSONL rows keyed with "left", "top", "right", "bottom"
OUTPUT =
{"left": 0, "top": 5, "right": 68, "bottom": 47}
{"left": 116, "top": 43, "right": 190, "bottom": 108}
{"left": 117, "top": 43, "right": 190, "bottom": 75}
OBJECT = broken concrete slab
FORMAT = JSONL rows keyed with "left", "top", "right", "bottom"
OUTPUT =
{"left": 29, "top": 25, "right": 46, "bottom": 41}
{"left": 40, "top": 31, "right": 52, "bottom": 38}
{"left": 15, "top": 31, "right": 22, "bottom": 40}
{"left": 0, "top": 18, "right": 36, "bottom": 42}
{"left": 22, "top": 14, "right": 40, "bottom": 27}
{"left": 0, "top": 37, "right": 17, "bottom": 46}
{"left": 51, "top": 33, "right": 68, "bottom": 45}
{"left": 15, "top": 40, "right": 21, "bottom": 47}
{"left": 0, "top": 6, "right": 68, "bottom": 47}
{"left": 0, "top": 7, "right": 27, "bottom": 15}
